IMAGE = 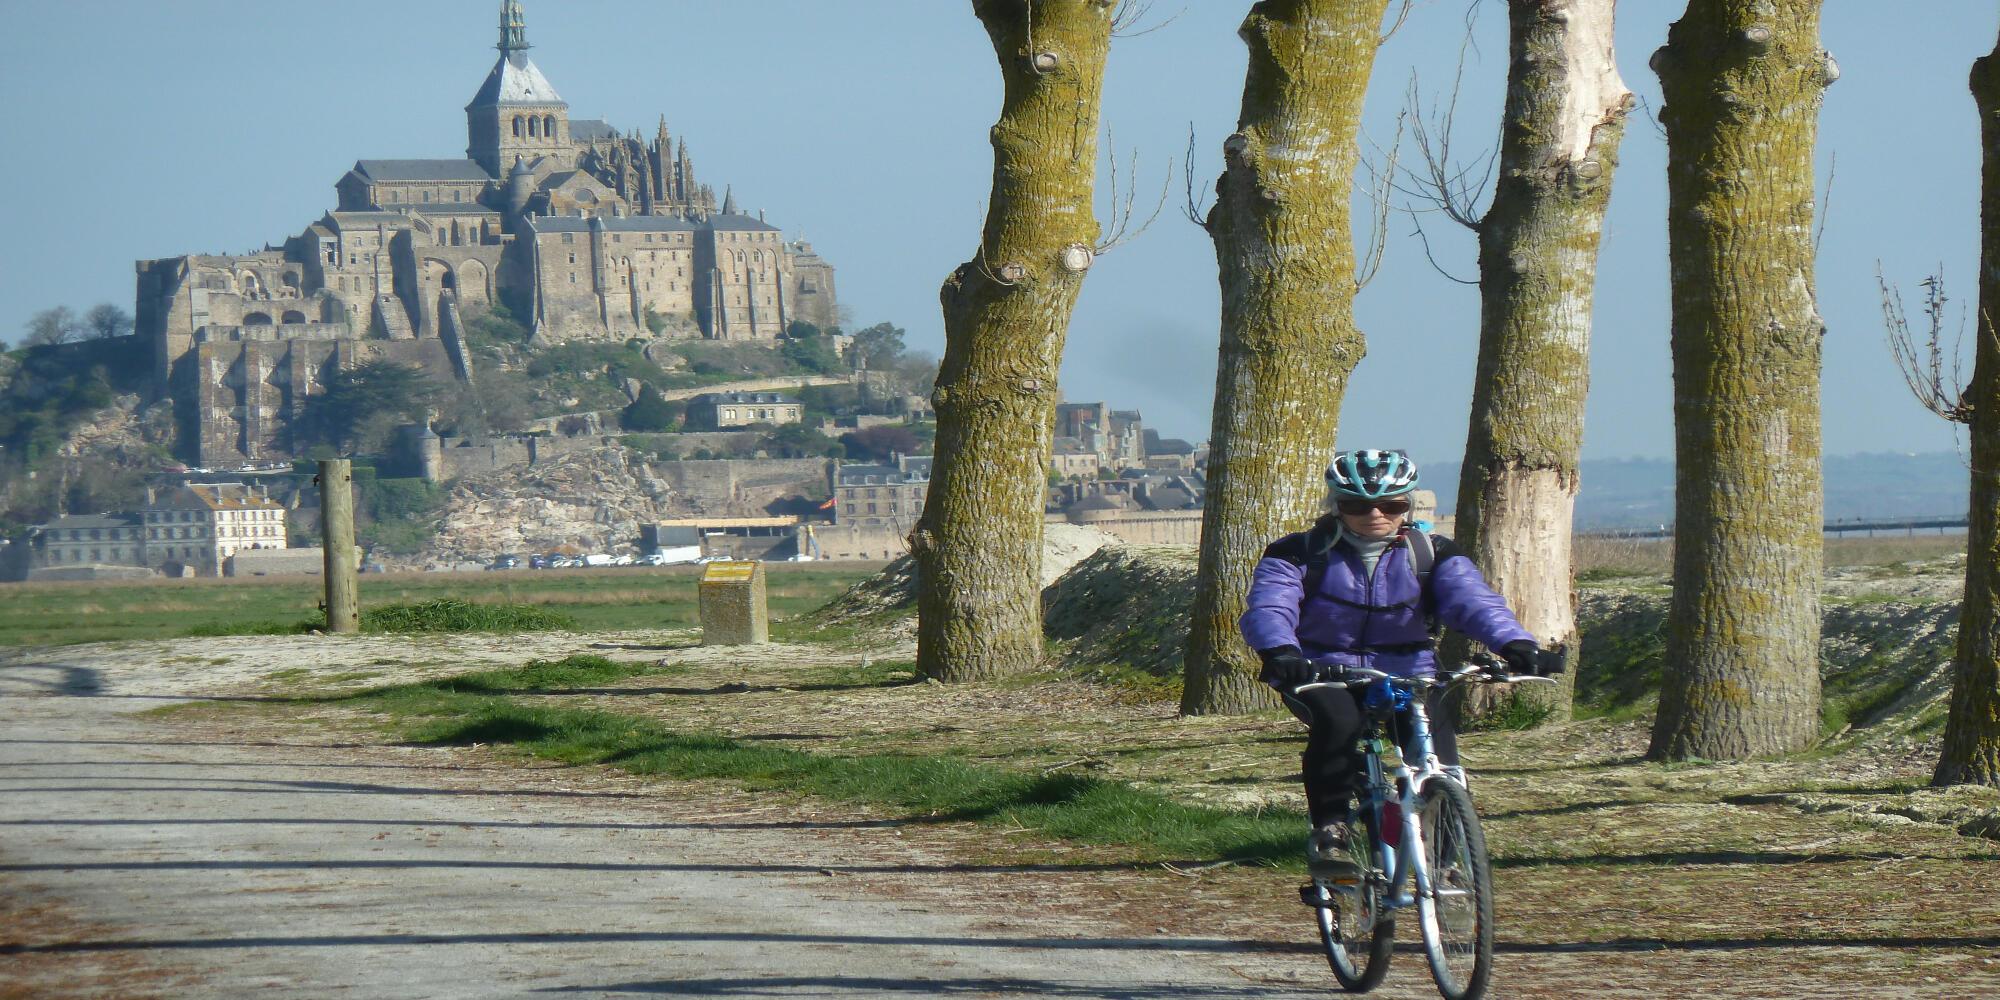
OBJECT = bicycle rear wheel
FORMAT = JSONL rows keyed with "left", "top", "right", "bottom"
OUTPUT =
{"left": 1416, "top": 777, "right": 1494, "bottom": 1000}
{"left": 1311, "top": 811, "right": 1393, "bottom": 991}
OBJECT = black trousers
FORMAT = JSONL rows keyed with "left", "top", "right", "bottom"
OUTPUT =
{"left": 1283, "top": 684, "right": 1459, "bottom": 827}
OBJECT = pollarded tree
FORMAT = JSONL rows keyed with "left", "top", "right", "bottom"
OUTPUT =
{"left": 912, "top": 0, "right": 1117, "bottom": 683}
{"left": 1649, "top": 0, "right": 1835, "bottom": 760}
{"left": 1182, "top": 0, "right": 1395, "bottom": 715}
{"left": 1935, "top": 26, "right": 2000, "bottom": 787}
{"left": 1419, "top": 0, "right": 1632, "bottom": 725}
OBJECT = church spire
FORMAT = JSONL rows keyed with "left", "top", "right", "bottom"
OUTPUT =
{"left": 721, "top": 185, "right": 738, "bottom": 216}
{"left": 498, "top": 0, "right": 530, "bottom": 53}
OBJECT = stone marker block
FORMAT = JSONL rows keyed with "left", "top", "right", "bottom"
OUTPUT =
{"left": 699, "top": 560, "right": 768, "bottom": 645}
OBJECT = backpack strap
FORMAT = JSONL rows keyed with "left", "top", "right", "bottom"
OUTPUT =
{"left": 1401, "top": 526, "right": 1440, "bottom": 636}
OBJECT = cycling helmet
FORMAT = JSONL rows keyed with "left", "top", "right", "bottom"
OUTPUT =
{"left": 1325, "top": 449, "right": 1420, "bottom": 500}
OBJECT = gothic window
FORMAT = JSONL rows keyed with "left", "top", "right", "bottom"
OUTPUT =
{"left": 543, "top": 115, "right": 556, "bottom": 137}
{"left": 528, "top": 116, "right": 539, "bottom": 138}
{"left": 513, "top": 116, "right": 523, "bottom": 138}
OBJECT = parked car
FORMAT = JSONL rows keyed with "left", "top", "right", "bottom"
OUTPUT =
{"left": 486, "top": 555, "right": 522, "bottom": 571}
{"left": 529, "top": 555, "right": 549, "bottom": 570}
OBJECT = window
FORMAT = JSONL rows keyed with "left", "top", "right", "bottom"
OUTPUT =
{"left": 569, "top": 273, "right": 577, "bottom": 284}
{"left": 422, "top": 191, "right": 431, "bottom": 203}
{"left": 568, "top": 252, "right": 577, "bottom": 264}
{"left": 543, "top": 114, "right": 556, "bottom": 137}
{"left": 528, "top": 116, "right": 539, "bottom": 138}
{"left": 513, "top": 115, "right": 523, "bottom": 137}
{"left": 562, "top": 233, "right": 575, "bottom": 244}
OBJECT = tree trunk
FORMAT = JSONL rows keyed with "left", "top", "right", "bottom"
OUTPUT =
{"left": 1935, "top": 30, "right": 2000, "bottom": 787}
{"left": 1649, "top": 0, "right": 1831, "bottom": 760}
{"left": 913, "top": 0, "right": 1115, "bottom": 683}
{"left": 1182, "top": 0, "right": 1392, "bottom": 715}
{"left": 1453, "top": 0, "right": 1632, "bottom": 727}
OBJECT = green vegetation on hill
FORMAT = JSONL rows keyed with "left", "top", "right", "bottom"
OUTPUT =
{"left": 0, "top": 562, "right": 882, "bottom": 646}
{"left": 0, "top": 336, "right": 158, "bottom": 531}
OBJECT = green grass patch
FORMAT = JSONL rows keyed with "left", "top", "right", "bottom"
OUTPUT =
{"left": 325, "top": 654, "right": 1302, "bottom": 866}
{"left": 0, "top": 564, "right": 881, "bottom": 647}
{"left": 360, "top": 599, "right": 576, "bottom": 634}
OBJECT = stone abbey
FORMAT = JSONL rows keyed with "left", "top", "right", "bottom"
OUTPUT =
{"left": 134, "top": 1, "right": 838, "bottom": 466}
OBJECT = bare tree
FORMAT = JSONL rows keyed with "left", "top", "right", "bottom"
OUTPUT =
{"left": 1935, "top": 25, "right": 2000, "bottom": 787}
{"left": 912, "top": 0, "right": 1118, "bottom": 683}
{"left": 23, "top": 306, "right": 82, "bottom": 347}
{"left": 1405, "top": 0, "right": 1633, "bottom": 727}
{"left": 1650, "top": 0, "right": 1835, "bottom": 761}
{"left": 1181, "top": 0, "right": 1395, "bottom": 715}
{"left": 83, "top": 303, "right": 134, "bottom": 341}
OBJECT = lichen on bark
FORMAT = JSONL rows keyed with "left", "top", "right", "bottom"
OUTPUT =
{"left": 1649, "top": 0, "right": 1831, "bottom": 760}
{"left": 914, "top": 0, "right": 1116, "bottom": 683}
{"left": 1181, "top": 0, "right": 1394, "bottom": 716}
{"left": 1934, "top": 24, "right": 2000, "bottom": 787}
{"left": 1449, "top": 0, "right": 1632, "bottom": 726}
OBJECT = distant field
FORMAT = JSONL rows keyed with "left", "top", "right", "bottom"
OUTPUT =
{"left": 0, "top": 563, "right": 888, "bottom": 647}
{"left": 1575, "top": 532, "right": 1967, "bottom": 579}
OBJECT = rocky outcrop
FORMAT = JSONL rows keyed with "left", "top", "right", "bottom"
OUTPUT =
{"left": 56, "top": 394, "right": 175, "bottom": 462}
{"left": 415, "top": 447, "right": 682, "bottom": 567}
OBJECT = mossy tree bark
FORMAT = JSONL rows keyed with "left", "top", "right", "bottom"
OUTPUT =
{"left": 1182, "top": 0, "right": 1392, "bottom": 716}
{"left": 1450, "top": 0, "right": 1632, "bottom": 727}
{"left": 1649, "top": 0, "right": 1832, "bottom": 760}
{"left": 913, "top": 0, "right": 1115, "bottom": 683}
{"left": 1935, "top": 29, "right": 2000, "bottom": 788}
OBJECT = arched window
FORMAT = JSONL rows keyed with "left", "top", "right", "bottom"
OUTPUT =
{"left": 528, "top": 117, "right": 538, "bottom": 138}
{"left": 513, "top": 116, "right": 524, "bottom": 138}
{"left": 543, "top": 115, "right": 556, "bottom": 138}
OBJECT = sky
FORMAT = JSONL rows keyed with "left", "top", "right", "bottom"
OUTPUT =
{"left": 0, "top": 0, "right": 1993, "bottom": 466}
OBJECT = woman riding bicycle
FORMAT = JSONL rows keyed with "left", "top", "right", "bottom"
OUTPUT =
{"left": 1240, "top": 449, "right": 1544, "bottom": 872}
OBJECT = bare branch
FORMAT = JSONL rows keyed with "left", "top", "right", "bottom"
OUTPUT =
{"left": 1814, "top": 150, "right": 1836, "bottom": 253}
{"left": 1095, "top": 129, "right": 1172, "bottom": 253}
{"left": 1113, "top": 1, "right": 1185, "bottom": 38}
{"left": 1379, "top": 0, "right": 1415, "bottom": 45}
{"left": 1406, "top": 208, "right": 1480, "bottom": 286}
{"left": 1356, "top": 111, "right": 1406, "bottom": 291}
{"left": 1878, "top": 263, "right": 1973, "bottom": 424}
{"left": 1633, "top": 95, "right": 1669, "bottom": 141}
{"left": 1181, "top": 124, "right": 1211, "bottom": 228}
{"left": 1401, "top": 34, "right": 1493, "bottom": 233}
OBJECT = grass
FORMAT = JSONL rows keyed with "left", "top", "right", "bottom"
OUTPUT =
{"left": 326, "top": 654, "right": 1302, "bottom": 866}
{"left": 359, "top": 599, "right": 576, "bottom": 634}
{"left": 0, "top": 563, "right": 881, "bottom": 646}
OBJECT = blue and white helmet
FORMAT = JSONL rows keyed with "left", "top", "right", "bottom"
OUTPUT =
{"left": 1326, "top": 449, "right": 1420, "bottom": 500}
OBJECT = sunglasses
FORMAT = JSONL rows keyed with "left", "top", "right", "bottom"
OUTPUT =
{"left": 1337, "top": 497, "right": 1412, "bottom": 516}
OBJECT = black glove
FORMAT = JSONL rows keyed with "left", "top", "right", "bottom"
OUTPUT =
{"left": 1258, "top": 646, "right": 1315, "bottom": 689}
{"left": 1498, "top": 640, "right": 1542, "bottom": 676}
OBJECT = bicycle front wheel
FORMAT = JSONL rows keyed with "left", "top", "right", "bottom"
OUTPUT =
{"left": 1312, "top": 811, "right": 1393, "bottom": 991}
{"left": 1415, "top": 777, "right": 1494, "bottom": 1000}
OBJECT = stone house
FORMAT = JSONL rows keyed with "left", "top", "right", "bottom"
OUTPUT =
{"left": 688, "top": 391, "right": 803, "bottom": 429}
{"left": 30, "top": 514, "right": 148, "bottom": 571}
{"left": 1050, "top": 436, "right": 1101, "bottom": 480}
{"left": 1055, "top": 402, "right": 1146, "bottom": 472}
{"left": 27, "top": 483, "right": 288, "bottom": 577}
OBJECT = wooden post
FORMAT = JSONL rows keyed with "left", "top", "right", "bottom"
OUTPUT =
{"left": 319, "top": 459, "right": 360, "bottom": 634}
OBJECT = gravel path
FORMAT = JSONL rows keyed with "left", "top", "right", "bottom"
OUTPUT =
{"left": 0, "top": 646, "right": 1333, "bottom": 999}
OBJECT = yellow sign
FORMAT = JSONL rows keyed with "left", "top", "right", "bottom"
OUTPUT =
{"left": 700, "top": 560, "right": 758, "bottom": 582}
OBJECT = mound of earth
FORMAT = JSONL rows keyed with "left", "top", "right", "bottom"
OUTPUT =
{"left": 809, "top": 523, "right": 1118, "bottom": 636}
{"left": 1041, "top": 544, "right": 1199, "bottom": 680}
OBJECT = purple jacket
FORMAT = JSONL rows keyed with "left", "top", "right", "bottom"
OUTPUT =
{"left": 1239, "top": 519, "right": 1532, "bottom": 677}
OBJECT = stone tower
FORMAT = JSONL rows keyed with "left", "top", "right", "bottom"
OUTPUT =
{"left": 465, "top": 1, "right": 569, "bottom": 177}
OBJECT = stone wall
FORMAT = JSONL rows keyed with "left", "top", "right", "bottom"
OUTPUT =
{"left": 811, "top": 522, "right": 910, "bottom": 561}
{"left": 651, "top": 458, "right": 831, "bottom": 514}
{"left": 226, "top": 548, "right": 328, "bottom": 577}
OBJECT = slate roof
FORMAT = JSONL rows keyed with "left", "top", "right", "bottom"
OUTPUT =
{"left": 693, "top": 391, "right": 801, "bottom": 406}
{"left": 37, "top": 513, "right": 143, "bottom": 532}
{"left": 708, "top": 213, "right": 780, "bottom": 232}
{"left": 568, "top": 118, "right": 619, "bottom": 142}
{"left": 467, "top": 51, "right": 566, "bottom": 107}
{"left": 353, "top": 159, "right": 493, "bottom": 183}
{"left": 531, "top": 215, "right": 697, "bottom": 233}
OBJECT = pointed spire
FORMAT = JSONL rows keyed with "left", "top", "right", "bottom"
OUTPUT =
{"left": 498, "top": 0, "right": 530, "bottom": 53}
{"left": 721, "top": 186, "right": 738, "bottom": 216}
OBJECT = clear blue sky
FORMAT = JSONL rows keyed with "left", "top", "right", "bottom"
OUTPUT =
{"left": 0, "top": 0, "right": 1990, "bottom": 464}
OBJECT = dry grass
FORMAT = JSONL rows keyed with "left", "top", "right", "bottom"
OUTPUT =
{"left": 1574, "top": 533, "right": 1967, "bottom": 581}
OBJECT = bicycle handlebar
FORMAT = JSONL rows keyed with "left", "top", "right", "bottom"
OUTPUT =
{"left": 1289, "top": 660, "right": 1557, "bottom": 695}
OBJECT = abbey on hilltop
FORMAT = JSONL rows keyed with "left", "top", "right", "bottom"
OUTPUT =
{"left": 134, "top": 1, "right": 838, "bottom": 466}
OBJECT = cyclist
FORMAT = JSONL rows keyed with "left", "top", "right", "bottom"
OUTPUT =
{"left": 1240, "top": 449, "right": 1546, "bottom": 872}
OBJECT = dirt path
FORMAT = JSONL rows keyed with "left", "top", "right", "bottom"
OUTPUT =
{"left": 0, "top": 644, "right": 1334, "bottom": 999}
{"left": 5, "top": 634, "right": 1998, "bottom": 999}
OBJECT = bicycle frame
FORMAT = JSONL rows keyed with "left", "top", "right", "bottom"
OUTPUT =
{"left": 1300, "top": 664, "right": 1554, "bottom": 914}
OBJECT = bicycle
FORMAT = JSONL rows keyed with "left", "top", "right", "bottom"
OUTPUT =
{"left": 1291, "top": 651, "right": 1558, "bottom": 1000}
